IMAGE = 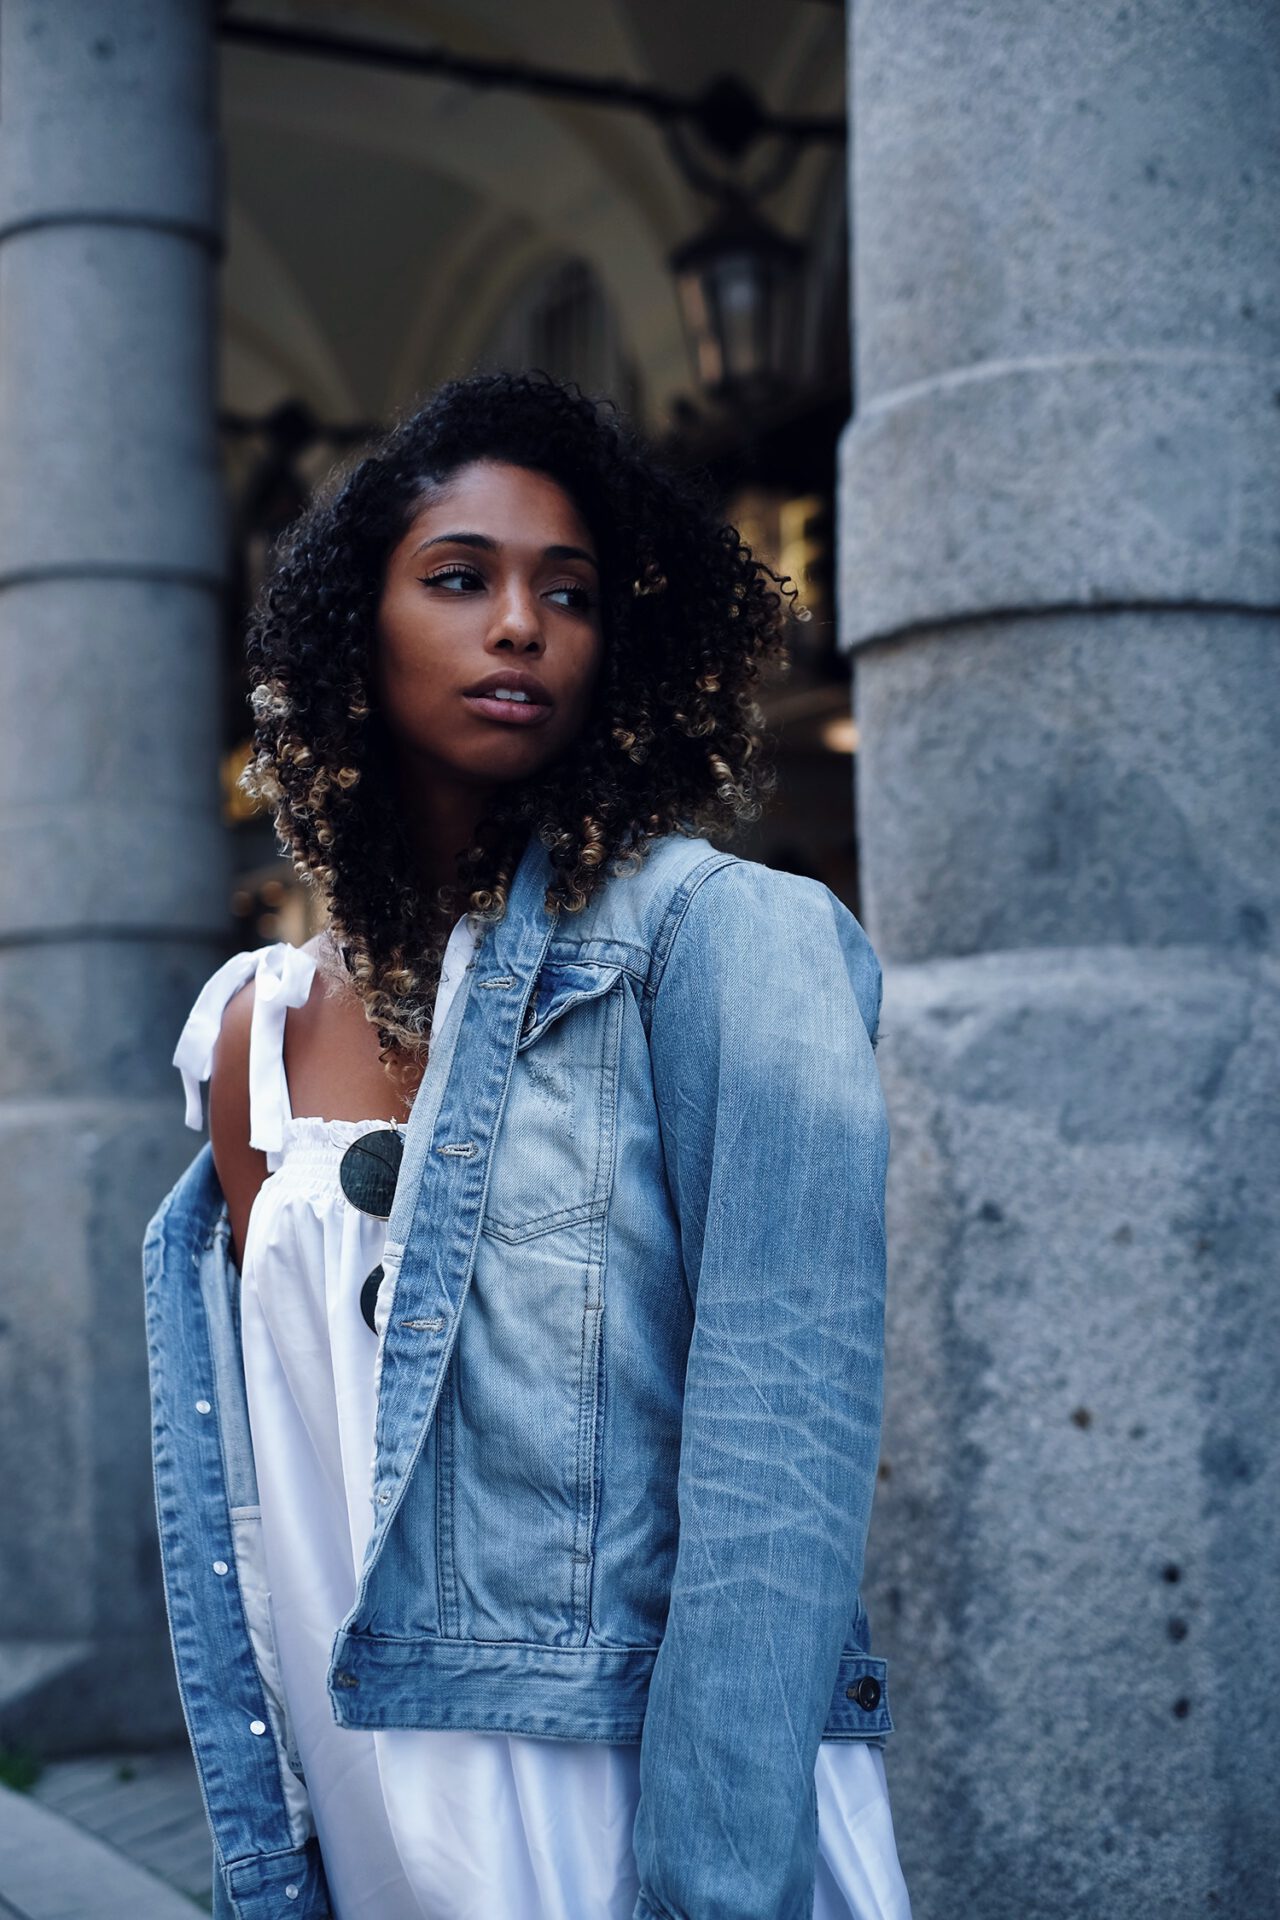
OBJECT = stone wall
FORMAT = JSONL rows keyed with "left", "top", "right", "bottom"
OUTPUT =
{"left": 0, "top": 0, "right": 229, "bottom": 1751}
{"left": 840, "top": 3, "right": 1280, "bottom": 1912}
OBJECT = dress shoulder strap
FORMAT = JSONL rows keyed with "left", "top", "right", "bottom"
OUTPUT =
{"left": 172, "top": 940, "right": 318, "bottom": 1157}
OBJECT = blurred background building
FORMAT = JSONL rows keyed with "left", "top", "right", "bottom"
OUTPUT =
{"left": 212, "top": 3, "right": 861, "bottom": 934}
{"left": 0, "top": 3, "right": 1276, "bottom": 1917}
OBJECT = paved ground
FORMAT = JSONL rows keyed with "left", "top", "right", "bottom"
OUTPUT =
{"left": 0, "top": 1746, "right": 211, "bottom": 1917}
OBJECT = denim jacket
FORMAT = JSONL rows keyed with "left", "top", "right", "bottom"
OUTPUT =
{"left": 142, "top": 826, "right": 893, "bottom": 1920}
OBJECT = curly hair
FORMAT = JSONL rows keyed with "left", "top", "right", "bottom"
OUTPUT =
{"left": 240, "top": 367, "right": 800, "bottom": 1063}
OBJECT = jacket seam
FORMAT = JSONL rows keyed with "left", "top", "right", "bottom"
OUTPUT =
{"left": 643, "top": 852, "right": 739, "bottom": 1008}
{"left": 437, "top": 1358, "right": 458, "bottom": 1638}
{"left": 574, "top": 986, "right": 621, "bottom": 1639}
{"left": 339, "top": 1630, "right": 662, "bottom": 1650}
{"left": 634, "top": 1894, "right": 678, "bottom": 1920}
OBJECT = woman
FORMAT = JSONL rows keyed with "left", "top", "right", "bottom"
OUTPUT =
{"left": 148, "top": 369, "right": 911, "bottom": 1920}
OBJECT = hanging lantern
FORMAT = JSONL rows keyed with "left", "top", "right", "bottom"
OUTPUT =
{"left": 669, "top": 191, "right": 806, "bottom": 406}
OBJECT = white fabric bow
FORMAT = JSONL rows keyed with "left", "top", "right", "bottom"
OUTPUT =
{"left": 172, "top": 942, "right": 318, "bottom": 1153}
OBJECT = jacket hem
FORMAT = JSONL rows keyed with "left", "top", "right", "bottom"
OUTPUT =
{"left": 217, "top": 1836, "right": 331, "bottom": 1919}
{"left": 328, "top": 1632, "right": 657, "bottom": 1741}
{"left": 325, "top": 1634, "right": 893, "bottom": 1743}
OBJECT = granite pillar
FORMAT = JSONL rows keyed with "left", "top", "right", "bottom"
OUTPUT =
{"left": 0, "top": 0, "right": 229, "bottom": 1749}
{"left": 840, "top": 3, "right": 1279, "bottom": 1912}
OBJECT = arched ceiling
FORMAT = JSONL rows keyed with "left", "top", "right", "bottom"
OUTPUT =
{"left": 217, "top": 0, "right": 846, "bottom": 430}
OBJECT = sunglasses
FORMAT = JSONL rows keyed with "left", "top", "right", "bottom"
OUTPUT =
{"left": 339, "top": 1128, "right": 405, "bottom": 1332}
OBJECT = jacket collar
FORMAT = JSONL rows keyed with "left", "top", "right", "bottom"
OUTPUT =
{"left": 485, "top": 822, "right": 559, "bottom": 977}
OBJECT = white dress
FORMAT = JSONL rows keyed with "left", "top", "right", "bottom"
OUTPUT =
{"left": 173, "top": 915, "right": 912, "bottom": 1920}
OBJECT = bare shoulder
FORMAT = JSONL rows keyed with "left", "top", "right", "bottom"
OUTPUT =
{"left": 211, "top": 938, "right": 332, "bottom": 1101}
{"left": 207, "top": 974, "right": 257, "bottom": 1156}
{"left": 206, "top": 972, "right": 265, "bottom": 1269}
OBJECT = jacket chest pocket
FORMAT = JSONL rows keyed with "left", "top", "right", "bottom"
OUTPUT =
{"left": 481, "top": 962, "right": 626, "bottom": 1244}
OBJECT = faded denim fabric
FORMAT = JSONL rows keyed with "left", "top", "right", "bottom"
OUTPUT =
{"left": 142, "top": 826, "right": 892, "bottom": 1920}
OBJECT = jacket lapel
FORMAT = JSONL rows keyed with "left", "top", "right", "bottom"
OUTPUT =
{"left": 360, "top": 829, "right": 561, "bottom": 1574}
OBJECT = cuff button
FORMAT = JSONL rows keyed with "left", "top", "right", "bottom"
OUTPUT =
{"left": 847, "top": 1675, "right": 882, "bottom": 1711}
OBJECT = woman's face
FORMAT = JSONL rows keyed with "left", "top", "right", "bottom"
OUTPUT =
{"left": 373, "top": 458, "right": 605, "bottom": 792}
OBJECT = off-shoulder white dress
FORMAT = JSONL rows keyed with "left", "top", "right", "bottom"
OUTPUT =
{"left": 172, "top": 916, "right": 912, "bottom": 1920}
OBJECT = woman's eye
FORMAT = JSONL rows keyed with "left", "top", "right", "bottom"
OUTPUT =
{"left": 549, "top": 583, "right": 596, "bottom": 611}
{"left": 417, "top": 568, "right": 594, "bottom": 610}
{"left": 419, "top": 566, "right": 481, "bottom": 591}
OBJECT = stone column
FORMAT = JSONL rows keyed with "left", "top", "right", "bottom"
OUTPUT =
{"left": 0, "top": 2, "right": 228, "bottom": 1750}
{"left": 839, "top": 4, "right": 1278, "bottom": 1914}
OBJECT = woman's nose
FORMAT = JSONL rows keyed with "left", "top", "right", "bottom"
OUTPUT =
{"left": 488, "top": 579, "right": 543, "bottom": 646}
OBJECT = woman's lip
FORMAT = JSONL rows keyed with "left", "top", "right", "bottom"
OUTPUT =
{"left": 461, "top": 692, "right": 555, "bottom": 727}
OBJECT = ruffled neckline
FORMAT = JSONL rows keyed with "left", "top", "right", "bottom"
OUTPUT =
{"left": 278, "top": 1113, "right": 406, "bottom": 1148}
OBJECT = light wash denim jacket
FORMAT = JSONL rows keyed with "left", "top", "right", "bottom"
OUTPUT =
{"left": 142, "top": 825, "right": 893, "bottom": 1920}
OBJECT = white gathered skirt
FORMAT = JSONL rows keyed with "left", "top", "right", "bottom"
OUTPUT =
{"left": 177, "top": 915, "right": 912, "bottom": 1920}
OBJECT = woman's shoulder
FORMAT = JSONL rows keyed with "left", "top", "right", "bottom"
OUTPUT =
{"left": 648, "top": 851, "right": 883, "bottom": 1047}
{"left": 173, "top": 938, "right": 321, "bottom": 1136}
{"left": 179, "top": 935, "right": 316, "bottom": 1036}
{"left": 584, "top": 827, "right": 736, "bottom": 956}
{"left": 649, "top": 842, "right": 873, "bottom": 952}
{"left": 590, "top": 830, "right": 875, "bottom": 967}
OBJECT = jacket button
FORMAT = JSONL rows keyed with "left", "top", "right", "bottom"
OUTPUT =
{"left": 521, "top": 1000, "right": 537, "bottom": 1036}
{"left": 847, "top": 1675, "right": 882, "bottom": 1711}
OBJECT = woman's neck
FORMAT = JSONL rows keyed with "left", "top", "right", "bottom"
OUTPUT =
{"left": 388, "top": 761, "right": 500, "bottom": 905}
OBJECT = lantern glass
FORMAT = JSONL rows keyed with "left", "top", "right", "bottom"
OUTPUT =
{"left": 713, "top": 251, "right": 767, "bottom": 386}
{"left": 671, "top": 204, "right": 804, "bottom": 404}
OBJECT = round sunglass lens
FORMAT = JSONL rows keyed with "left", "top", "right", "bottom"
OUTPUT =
{"left": 360, "top": 1264, "right": 384, "bottom": 1334}
{"left": 339, "top": 1127, "right": 404, "bottom": 1218}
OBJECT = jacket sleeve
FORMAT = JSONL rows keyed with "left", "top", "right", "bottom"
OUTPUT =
{"left": 632, "top": 859, "right": 889, "bottom": 1920}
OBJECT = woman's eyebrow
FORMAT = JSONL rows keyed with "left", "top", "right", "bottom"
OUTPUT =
{"left": 413, "top": 530, "right": 598, "bottom": 570}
